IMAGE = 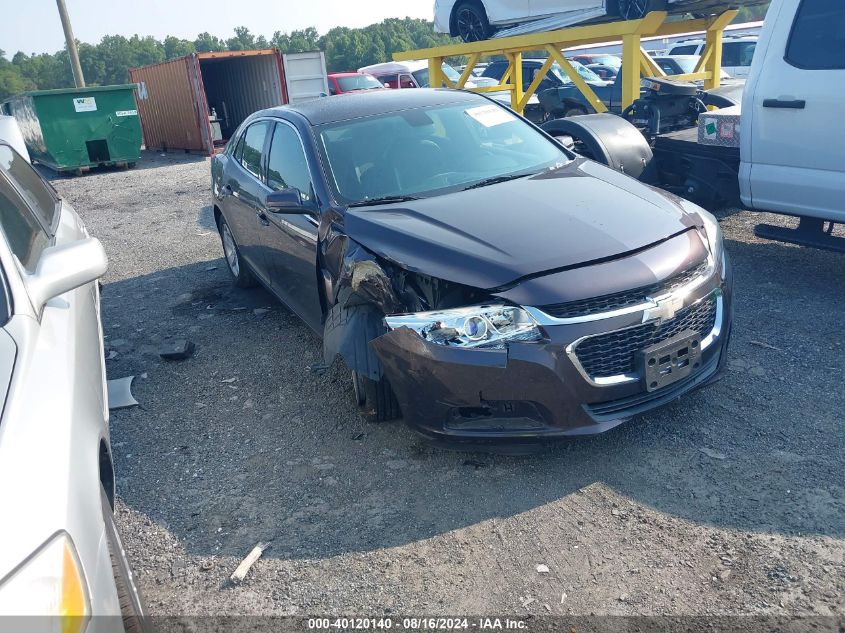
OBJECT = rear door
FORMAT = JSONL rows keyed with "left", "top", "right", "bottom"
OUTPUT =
{"left": 282, "top": 52, "right": 330, "bottom": 104}
{"left": 743, "top": 0, "right": 845, "bottom": 221}
{"left": 221, "top": 120, "right": 274, "bottom": 282}
{"left": 258, "top": 120, "right": 323, "bottom": 332}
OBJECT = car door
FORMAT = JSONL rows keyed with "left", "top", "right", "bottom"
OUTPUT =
{"left": 259, "top": 120, "right": 323, "bottom": 333}
{"left": 486, "top": 0, "right": 529, "bottom": 23}
{"left": 743, "top": 0, "right": 845, "bottom": 221}
{"left": 221, "top": 120, "right": 273, "bottom": 284}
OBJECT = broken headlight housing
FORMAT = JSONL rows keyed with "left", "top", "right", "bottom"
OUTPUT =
{"left": 385, "top": 305, "right": 542, "bottom": 349}
{"left": 698, "top": 210, "right": 725, "bottom": 275}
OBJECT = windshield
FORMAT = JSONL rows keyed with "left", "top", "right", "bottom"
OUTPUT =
{"left": 412, "top": 63, "right": 462, "bottom": 88}
{"left": 317, "top": 102, "right": 569, "bottom": 205}
{"left": 555, "top": 61, "right": 602, "bottom": 84}
{"left": 337, "top": 74, "right": 384, "bottom": 91}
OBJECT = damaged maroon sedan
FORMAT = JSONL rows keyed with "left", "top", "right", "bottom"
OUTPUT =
{"left": 211, "top": 89, "right": 732, "bottom": 443}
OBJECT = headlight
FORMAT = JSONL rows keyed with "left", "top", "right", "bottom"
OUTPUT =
{"left": 385, "top": 305, "right": 542, "bottom": 349}
{"left": 0, "top": 532, "right": 90, "bottom": 631}
{"left": 698, "top": 210, "right": 725, "bottom": 273}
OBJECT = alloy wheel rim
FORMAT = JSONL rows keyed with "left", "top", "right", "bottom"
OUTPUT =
{"left": 457, "top": 9, "right": 484, "bottom": 41}
{"left": 222, "top": 223, "right": 240, "bottom": 277}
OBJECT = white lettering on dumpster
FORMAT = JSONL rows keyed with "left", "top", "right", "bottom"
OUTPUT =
{"left": 116, "top": 110, "right": 138, "bottom": 117}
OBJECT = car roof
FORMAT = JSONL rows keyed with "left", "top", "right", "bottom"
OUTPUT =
{"left": 358, "top": 60, "right": 429, "bottom": 74}
{"left": 329, "top": 72, "right": 369, "bottom": 78}
{"left": 259, "top": 89, "right": 492, "bottom": 126}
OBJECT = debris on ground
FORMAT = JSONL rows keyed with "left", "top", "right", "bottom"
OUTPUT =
{"left": 700, "top": 448, "right": 728, "bottom": 460}
{"left": 230, "top": 542, "right": 270, "bottom": 584}
{"left": 107, "top": 376, "right": 139, "bottom": 410}
{"left": 199, "top": 560, "right": 215, "bottom": 572}
{"left": 159, "top": 339, "right": 195, "bottom": 361}
{"left": 749, "top": 340, "right": 783, "bottom": 352}
{"left": 536, "top": 564, "right": 550, "bottom": 574}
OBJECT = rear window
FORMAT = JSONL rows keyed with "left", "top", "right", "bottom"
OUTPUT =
{"left": 786, "top": 0, "right": 845, "bottom": 70}
{"left": 336, "top": 75, "right": 384, "bottom": 92}
{"left": 238, "top": 121, "right": 270, "bottom": 179}
{"left": 670, "top": 45, "right": 699, "bottom": 55}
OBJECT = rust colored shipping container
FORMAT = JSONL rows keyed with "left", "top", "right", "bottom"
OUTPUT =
{"left": 129, "top": 50, "right": 288, "bottom": 155}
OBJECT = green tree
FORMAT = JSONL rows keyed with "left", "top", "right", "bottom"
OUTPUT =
{"left": 164, "top": 36, "right": 195, "bottom": 59}
{"left": 194, "top": 32, "right": 227, "bottom": 52}
{"left": 226, "top": 27, "right": 256, "bottom": 51}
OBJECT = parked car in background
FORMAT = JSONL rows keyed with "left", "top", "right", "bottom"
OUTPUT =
{"left": 570, "top": 53, "right": 622, "bottom": 68}
{"left": 0, "top": 142, "right": 148, "bottom": 631}
{"left": 435, "top": 0, "right": 770, "bottom": 42}
{"left": 652, "top": 55, "right": 733, "bottom": 85}
{"left": 361, "top": 59, "right": 546, "bottom": 123}
{"left": 586, "top": 63, "right": 618, "bottom": 80}
{"left": 327, "top": 72, "right": 387, "bottom": 95}
{"left": 668, "top": 34, "right": 758, "bottom": 77}
{"left": 211, "top": 88, "right": 731, "bottom": 443}
{"left": 483, "top": 58, "right": 608, "bottom": 119}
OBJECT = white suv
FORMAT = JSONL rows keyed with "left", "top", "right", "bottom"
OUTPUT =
{"left": 668, "top": 35, "right": 758, "bottom": 77}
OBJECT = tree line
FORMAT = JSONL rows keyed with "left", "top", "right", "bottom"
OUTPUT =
{"left": 0, "top": 4, "right": 769, "bottom": 101}
{"left": 0, "top": 18, "right": 456, "bottom": 100}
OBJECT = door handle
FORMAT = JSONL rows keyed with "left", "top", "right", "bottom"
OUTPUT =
{"left": 763, "top": 99, "right": 806, "bottom": 109}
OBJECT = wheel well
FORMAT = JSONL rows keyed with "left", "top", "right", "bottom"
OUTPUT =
{"left": 213, "top": 205, "right": 222, "bottom": 230}
{"left": 450, "top": 0, "right": 487, "bottom": 36}
{"left": 99, "top": 439, "right": 115, "bottom": 509}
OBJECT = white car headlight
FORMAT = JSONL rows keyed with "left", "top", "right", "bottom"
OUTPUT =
{"left": 0, "top": 532, "right": 90, "bottom": 631}
{"left": 385, "top": 305, "right": 542, "bottom": 349}
{"left": 698, "top": 210, "right": 725, "bottom": 273}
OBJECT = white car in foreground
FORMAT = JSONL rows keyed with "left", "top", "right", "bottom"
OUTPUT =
{"left": 0, "top": 143, "right": 148, "bottom": 632}
{"left": 435, "top": 0, "right": 770, "bottom": 42}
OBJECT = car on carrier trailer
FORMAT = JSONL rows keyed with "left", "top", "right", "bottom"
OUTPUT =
{"left": 542, "top": 0, "right": 845, "bottom": 252}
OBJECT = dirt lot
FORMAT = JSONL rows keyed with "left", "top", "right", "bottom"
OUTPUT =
{"left": 52, "top": 152, "right": 844, "bottom": 618}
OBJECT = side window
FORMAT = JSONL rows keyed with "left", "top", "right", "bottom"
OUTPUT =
{"left": 238, "top": 121, "right": 270, "bottom": 179}
{"left": 266, "top": 123, "right": 314, "bottom": 204}
{"left": 723, "top": 41, "right": 756, "bottom": 67}
{"left": 786, "top": 0, "right": 845, "bottom": 70}
{"left": 0, "top": 144, "right": 57, "bottom": 232}
{"left": 0, "top": 173, "right": 49, "bottom": 272}
{"left": 670, "top": 45, "right": 699, "bottom": 56}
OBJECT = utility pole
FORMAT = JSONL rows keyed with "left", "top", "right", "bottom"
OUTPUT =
{"left": 56, "top": 0, "right": 86, "bottom": 87}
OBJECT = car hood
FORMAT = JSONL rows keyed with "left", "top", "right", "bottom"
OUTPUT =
{"left": 343, "top": 158, "right": 701, "bottom": 290}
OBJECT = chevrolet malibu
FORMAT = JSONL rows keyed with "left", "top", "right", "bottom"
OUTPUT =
{"left": 211, "top": 89, "right": 732, "bottom": 443}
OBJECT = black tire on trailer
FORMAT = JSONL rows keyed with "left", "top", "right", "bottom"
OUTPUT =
{"left": 102, "top": 489, "right": 152, "bottom": 633}
{"left": 454, "top": 1, "right": 493, "bottom": 43}
{"left": 217, "top": 214, "right": 257, "bottom": 288}
{"left": 352, "top": 370, "right": 402, "bottom": 423}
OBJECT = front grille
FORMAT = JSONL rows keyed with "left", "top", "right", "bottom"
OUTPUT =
{"left": 574, "top": 295, "right": 718, "bottom": 379}
{"left": 541, "top": 261, "right": 709, "bottom": 319}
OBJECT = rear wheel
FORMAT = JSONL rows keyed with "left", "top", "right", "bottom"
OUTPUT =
{"left": 352, "top": 370, "right": 401, "bottom": 423}
{"left": 454, "top": 1, "right": 493, "bottom": 43}
{"left": 218, "top": 215, "right": 257, "bottom": 288}
{"left": 102, "top": 489, "right": 152, "bottom": 633}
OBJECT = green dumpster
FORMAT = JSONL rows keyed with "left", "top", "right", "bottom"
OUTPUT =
{"left": 1, "top": 85, "right": 142, "bottom": 174}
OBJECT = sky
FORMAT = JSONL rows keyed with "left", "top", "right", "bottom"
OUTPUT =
{"left": 1, "top": 0, "right": 434, "bottom": 57}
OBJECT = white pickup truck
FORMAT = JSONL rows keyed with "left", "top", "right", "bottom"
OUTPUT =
{"left": 543, "top": 0, "right": 845, "bottom": 251}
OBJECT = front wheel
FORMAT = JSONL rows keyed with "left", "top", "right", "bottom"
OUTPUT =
{"left": 352, "top": 371, "right": 401, "bottom": 423}
{"left": 455, "top": 1, "right": 493, "bottom": 43}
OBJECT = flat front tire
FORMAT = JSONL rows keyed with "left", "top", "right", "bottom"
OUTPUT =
{"left": 218, "top": 215, "right": 257, "bottom": 288}
{"left": 352, "top": 371, "right": 401, "bottom": 423}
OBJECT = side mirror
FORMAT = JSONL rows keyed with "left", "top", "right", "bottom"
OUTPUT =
{"left": 25, "top": 238, "right": 108, "bottom": 313}
{"left": 265, "top": 188, "right": 304, "bottom": 213}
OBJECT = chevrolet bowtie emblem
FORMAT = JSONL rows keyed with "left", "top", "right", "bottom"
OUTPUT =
{"left": 642, "top": 295, "right": 684, "bottom": 325}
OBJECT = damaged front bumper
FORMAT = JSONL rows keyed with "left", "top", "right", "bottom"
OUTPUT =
{"left": 371, "top": 256, "right": 733, "bottom": 443}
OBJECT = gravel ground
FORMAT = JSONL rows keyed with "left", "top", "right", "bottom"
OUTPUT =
{"left": 51, "top": 152, "right": 844, "bottom": 618}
